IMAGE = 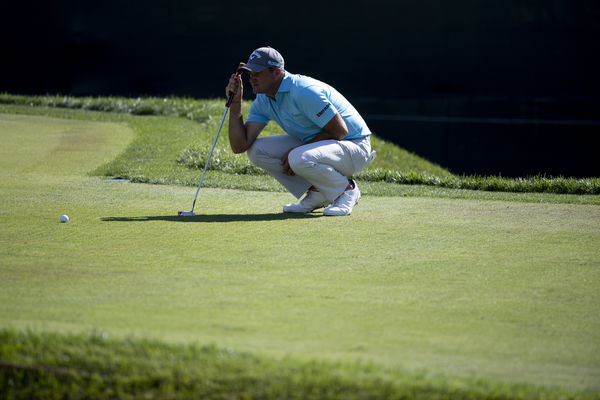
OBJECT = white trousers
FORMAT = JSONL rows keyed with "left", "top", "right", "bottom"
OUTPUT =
{"left": 247, "top": 135, "right": 375, "bottom": 202}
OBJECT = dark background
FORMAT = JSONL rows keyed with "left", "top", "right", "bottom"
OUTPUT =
{"left": 2, "top": 0, "right": 599, "bottom": 177}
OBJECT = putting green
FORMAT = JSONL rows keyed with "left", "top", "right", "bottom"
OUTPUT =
{"left": 1, "top": 112, "right": 599, "bottom": 391}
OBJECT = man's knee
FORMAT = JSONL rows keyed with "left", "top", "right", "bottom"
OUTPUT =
{"left": 247, "top": 138, "right": 273, "bottom": 166}
{"left": 288, "top": 147, "right": 316, "bottom": 172}
{"left": 246, "top": 142, "right": 260, "bottom": 165}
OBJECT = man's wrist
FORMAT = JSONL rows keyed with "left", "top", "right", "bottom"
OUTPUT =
{"left": 229, "top": 107, "right": 243, "bottom": 118}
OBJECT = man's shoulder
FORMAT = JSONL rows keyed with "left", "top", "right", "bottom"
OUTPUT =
{"left": 286, "top": 73, "right": 328, "bottom": 97}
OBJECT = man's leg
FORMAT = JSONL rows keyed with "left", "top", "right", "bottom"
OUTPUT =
{"left": 248, "top": 135, "right": 374, "bottom": 214}
{"left": 287, "top": 139, "right": 372, "bottom": 202}
{"left": 246, "top": 135, "right": 312, "bottom": 198}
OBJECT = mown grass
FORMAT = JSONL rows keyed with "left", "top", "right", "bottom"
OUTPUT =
{"left": 2, "top": 330, "right": 597, "bottom": 400}
{"left": 1, "top": 93, "right": 599, "bottom": 195}
{"left": 1, "top": 111, "right": 599, "bottom": 398}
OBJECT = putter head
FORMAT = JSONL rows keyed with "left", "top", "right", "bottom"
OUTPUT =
{"left": 178, "top": 211, "right": 196, "bottom": 217}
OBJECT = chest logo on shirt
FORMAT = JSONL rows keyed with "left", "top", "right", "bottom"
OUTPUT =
{"left": 316, "top": 103, "right": 331, "bottom": 117}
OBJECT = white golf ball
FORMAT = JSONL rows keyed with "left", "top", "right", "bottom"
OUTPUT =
{"left": 60, "top": 215, "right": 70, "bottom": 223}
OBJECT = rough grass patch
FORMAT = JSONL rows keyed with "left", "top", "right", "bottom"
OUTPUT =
{"left": 2, "top": 330, "right": 596, "bottom": 400}
{"left": 2, "top": 93, "right": 599, "bottom": 196}
{"left": 176, "top": 147, "right": 265, "bottom": 175}
{"left": 355, "top": 169, "right": 600, "bottom": 195}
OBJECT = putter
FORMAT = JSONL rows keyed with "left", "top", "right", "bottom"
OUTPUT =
{"left": 178, "top": 63, "right": 245, "bottom": 217}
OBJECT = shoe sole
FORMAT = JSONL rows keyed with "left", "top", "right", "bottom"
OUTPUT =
{"left": 283, "top": 203, "right": 330, "bottom": 213}
{"left": 323, "top": 196, "right": 359, "bottom": 216}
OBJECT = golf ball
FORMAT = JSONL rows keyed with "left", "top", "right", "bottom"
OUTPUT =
{"left": 60, "top": 215, "right": 70, "bottom": 223}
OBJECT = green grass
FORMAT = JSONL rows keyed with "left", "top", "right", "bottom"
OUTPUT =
{"left": 2, "top": 93, "right": 600, "bottom": 196}
{"left": 2, "top": 330, "right": 596, "bottom": 400}
{"left": 0, "top": 93, "right": 452, "bottom": 177}
{"left": 0, "top": 110, "right": 599, "bottom": 398}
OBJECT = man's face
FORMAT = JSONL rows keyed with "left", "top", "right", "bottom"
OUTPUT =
{"left": 248, "top": 68, "right": 278, "bottom": 95}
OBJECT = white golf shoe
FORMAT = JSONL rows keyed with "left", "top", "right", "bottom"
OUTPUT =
{"left": 283, "top": 188, "right": 330, "bottom": 213}
{"left": 323, "top": 180, "right": 360, "bottom": 216}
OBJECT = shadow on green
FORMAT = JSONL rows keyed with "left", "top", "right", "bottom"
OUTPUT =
{"left": 101, "top": 213, "right": 323, "bottom": 223}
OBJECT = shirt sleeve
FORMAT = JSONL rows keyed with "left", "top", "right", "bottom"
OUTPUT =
{"left": 246, "top": 97, "right": 270, "bottom": 124}
{"left": 296, "top": 86, "right": 338, "bottom": 128}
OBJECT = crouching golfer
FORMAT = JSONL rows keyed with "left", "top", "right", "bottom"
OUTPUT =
{"left": 226, "top": 47, "right": 375, "bottom": 216}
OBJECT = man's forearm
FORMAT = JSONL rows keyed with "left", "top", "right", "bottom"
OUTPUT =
{"left": 228, "top": 103, "right": 248, "bottom": 154}
{"left": 307, "top": 113, "right": 348, "bottom": 143}
{"left": 307, "top": 130, "right": 342, "bottom": 143}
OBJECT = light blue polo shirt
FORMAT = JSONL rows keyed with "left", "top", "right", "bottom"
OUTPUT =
{"left": 247, "top": 72, "right": 371, "bottom": 143}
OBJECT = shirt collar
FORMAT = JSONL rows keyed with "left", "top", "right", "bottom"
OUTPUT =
{"left": 277, "top": 71, "right": 292, "bottom": 93}
{"left": 267, "top": 71, "right": 291, "bottom": 101}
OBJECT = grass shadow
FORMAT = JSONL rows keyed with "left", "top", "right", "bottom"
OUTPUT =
{"left": 101, "top": 213, "right": 323, "bottom": 223}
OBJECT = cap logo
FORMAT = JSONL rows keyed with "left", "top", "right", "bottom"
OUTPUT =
{"left": 249, "top": 51, "right": 263, "bottom": 61}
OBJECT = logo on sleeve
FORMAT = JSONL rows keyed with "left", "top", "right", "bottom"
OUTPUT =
{"left": 316, "top": 103, "right": 331, "bottom": 117}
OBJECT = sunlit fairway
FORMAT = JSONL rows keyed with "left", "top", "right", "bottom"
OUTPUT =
{"left": 0, "top": 110, "right": 599, "bottom": 398}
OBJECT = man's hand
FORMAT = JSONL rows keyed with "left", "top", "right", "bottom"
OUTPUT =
{"left": 226, "top": 72, "right": 266, "bottom": 154}
{"left": 281, "top": 148, "right": 295, "bottom": 175}
{"left": 225, "top": 73, "right": 243, "bottom": 105}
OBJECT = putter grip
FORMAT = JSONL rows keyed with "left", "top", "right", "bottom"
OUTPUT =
{"left": 225, "top": 91, "right": 236, "bottom": 108}
{"left": 225, "top": 63, "right": 245, "bottom": 108}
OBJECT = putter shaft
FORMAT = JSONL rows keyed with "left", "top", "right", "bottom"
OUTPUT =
{"left": 189, "top": 106, "right": 229, "bottom": 213}
{"left": 181, "top": 63, "right": 245, "bottom": 216}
